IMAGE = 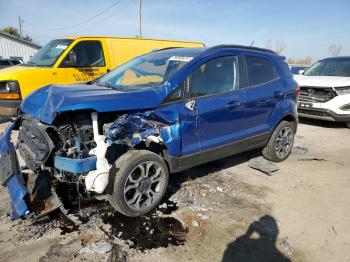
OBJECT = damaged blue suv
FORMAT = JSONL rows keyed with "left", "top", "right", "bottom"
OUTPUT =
{"left": 0, "top": 45, "right": 299, "bottom": 219}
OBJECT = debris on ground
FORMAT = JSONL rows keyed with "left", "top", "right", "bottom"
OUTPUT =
{"left": 298, "top": 155, "right": 326, "bottom": 161}
{"left": 291, "top": 146, "right": 309, "bottom": 156}
{"left": 248, "top": 156, "right": 280, "bottom": 176}
{"left": 280, "top": 236, "right": 293, "bottom": 256}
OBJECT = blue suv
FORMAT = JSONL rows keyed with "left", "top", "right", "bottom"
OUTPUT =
{"left": 0, "top": 45, "right": 299, "bottom": 218}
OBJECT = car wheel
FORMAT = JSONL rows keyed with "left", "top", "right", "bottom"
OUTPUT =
{"left": 262, "top": 121, "right": 295, "bottom": 162}
{"left": 109, "top": 150, "right": 169, "bottom": 217}
{"left": 346, "top": 122, "right": 350, "bottom": 129}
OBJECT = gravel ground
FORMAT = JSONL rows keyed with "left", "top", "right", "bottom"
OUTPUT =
{"left": 0, "top": 119, "right": 349, "bottom": 262}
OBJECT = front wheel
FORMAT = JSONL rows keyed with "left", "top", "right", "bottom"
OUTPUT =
{"left": 262, "top": 121, "right": 295, "bottom": 162}
{"left": 109, "top": 150, "right": 169, "bottom": 217}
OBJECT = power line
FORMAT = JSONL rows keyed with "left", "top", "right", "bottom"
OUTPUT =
{"left": 65, "top": 0, "right": 136, "bottom": 34}
{"left": 23, "top": 0, "right": 125, "bottom": 31}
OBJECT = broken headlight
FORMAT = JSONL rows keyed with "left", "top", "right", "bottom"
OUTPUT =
{"left": 335, "top": 86, "right": 350, "bottom": 96}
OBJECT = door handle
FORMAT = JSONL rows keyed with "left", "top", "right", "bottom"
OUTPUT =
{"left": 225, "top": 101, "right": 241, "bottom": 110}
{"left": 274, "top": 91, "right": 283, "bottom": 98}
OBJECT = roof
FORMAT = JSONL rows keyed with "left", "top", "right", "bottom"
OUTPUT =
{"left": 153, "top": 44, "right": 278, "bottom": 57}
{"left": 0, "top": 31, "right": 41, "bottom": 49}
{"left": 58, "top": 35, "right": 204, "bottom": 45}
{"left": 208, "top": 45, "right": 276, "bottom": 54}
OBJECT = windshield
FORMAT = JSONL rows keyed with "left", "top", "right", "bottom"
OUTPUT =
{"left": 26, "top": 39, "right": 73, "bottom": 67}
{"left": 95, "top": 52, "right": 193, "bottom": 91}
{"left": 304, "top": 58, "right": 350, "bottom": 77}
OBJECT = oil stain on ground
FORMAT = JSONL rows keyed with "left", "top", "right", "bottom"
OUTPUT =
{"left": 101, "top": 200, "right": 188, "bottom": 251}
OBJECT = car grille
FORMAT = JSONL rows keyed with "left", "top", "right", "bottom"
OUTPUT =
{"left": 299, "top": 86, "right": 337, "bottom": 103}
{"left": 298, "top": 109, "right": 330, "bottom": 117}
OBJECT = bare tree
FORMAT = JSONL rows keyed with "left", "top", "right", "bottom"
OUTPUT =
{"left": 328, "top": 45, "right": 342, "bottom": 56}
{"left": 265, "top": 40, "right": 286, "bottom": 54}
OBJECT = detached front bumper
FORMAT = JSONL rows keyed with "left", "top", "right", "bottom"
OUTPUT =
{"left": 0, "top": 120, "right": 29, "bottom": 218}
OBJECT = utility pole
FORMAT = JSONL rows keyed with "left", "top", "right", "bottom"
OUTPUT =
{"left": 138, "top": 0, "right": 142, "bottom": 38}
{"left": 18, "top": 16, "right": 23, "bottom": 38}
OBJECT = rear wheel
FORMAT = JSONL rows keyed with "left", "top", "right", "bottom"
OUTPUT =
{"left": 109, "top": 150, "right": 169, "bottom": 217}
{"left": 262, "top": 121, "right": 295, "bottom": 162}
{"left": 346, "top": 122, "right": 350, "bottom": 129}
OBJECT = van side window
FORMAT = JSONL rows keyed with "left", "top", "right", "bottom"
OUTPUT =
{"left": 189, "top": 56, "right": 239, "bottom": 98}
{"left": 62, "top": 41, "right": 105, "bottom": 67}
{"left": 245, "top": 56, "right": 278, "bottom": 86}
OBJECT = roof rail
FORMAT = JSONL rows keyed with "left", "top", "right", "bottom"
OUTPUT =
{"left": 208, "top": 45, "right": 276, "bottom": 54}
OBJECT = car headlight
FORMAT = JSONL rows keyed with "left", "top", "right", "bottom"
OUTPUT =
{"left": 335, "top": 86, "right": 350, "bottom": 95}
{"left": 0, "top": 81, "right": 21, "bottom": 99}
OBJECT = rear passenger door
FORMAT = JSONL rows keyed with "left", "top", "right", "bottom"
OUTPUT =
{"left": 187, "top": 55, "right": 245, "bottom": 151}
{"left": 241, "top": 55, "right": 284, "bottom": 136}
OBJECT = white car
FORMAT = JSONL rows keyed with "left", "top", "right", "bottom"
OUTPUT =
{"left": 294, "top": 56, "right": 350, "bottom": 128}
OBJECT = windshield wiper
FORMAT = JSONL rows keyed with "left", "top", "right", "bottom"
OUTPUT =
{"left": 96, "top": 82, "right": 115, "bottom": 89}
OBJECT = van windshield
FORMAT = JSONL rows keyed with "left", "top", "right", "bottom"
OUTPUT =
{"left": 94, "top": 52, "right": 193, "bottom": 91}
{"left": 25, "top": 39, "right": 73, "bottom": 67}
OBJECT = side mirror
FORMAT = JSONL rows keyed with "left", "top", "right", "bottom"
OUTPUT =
{"left": 65, "top": 51, "right": 77, "bottom": 66}
{"left": 298, "top": 69, "right": 305, "bottom": 75}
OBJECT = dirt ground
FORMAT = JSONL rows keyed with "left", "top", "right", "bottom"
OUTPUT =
{"left": 0, "top": 119, "right": 349, "bottom": 262}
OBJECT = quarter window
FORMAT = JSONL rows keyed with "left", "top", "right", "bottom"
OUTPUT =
{"left": 189, "top": 56, "right": 239, "bottom": 98}
{"left": 62, "top": 41, "right": 105, "bottom": 67}
{"left": 246, "top": 56, "right": 278, "bottom": 86}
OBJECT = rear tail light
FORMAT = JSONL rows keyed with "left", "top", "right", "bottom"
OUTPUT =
{"left": 296, "top": 86, "right": 300, "bottom": 96}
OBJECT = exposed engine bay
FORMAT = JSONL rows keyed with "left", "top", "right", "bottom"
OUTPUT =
{"left": 16, "top": 108, "right": 173, "bottom": 220}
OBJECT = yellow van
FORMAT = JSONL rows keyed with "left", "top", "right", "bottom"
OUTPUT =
{"left": 0, "top": 36, "right": 204, "bottom": 117}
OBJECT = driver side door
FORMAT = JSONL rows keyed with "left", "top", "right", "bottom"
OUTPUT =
{"left": 59, "top": 40, "right": 108, "bottom": 84}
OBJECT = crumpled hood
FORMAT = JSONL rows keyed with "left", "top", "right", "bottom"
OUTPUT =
{"left": 294, "top": 75, "right": 350, "bottom": 88}
{"left": 21, "top": 84, "right": 165, "bottom": 124}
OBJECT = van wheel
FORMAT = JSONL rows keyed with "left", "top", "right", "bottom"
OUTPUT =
{"left": 109, "top": 150, "right": 169, "bottom": 217}
{"left": 262, "top": 121, "right": 295, "bottom": 162}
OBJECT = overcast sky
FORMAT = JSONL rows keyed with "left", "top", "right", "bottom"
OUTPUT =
{"left": 1, "top": 0, "right": 349, "bottom": 61}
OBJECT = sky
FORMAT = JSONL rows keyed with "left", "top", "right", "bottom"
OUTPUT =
{"left": 1, "top": 0, "right": 349, "bottom": 61}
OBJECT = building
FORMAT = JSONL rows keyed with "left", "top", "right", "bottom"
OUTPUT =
{"left": 0, "top": 31, "right": 41, "bottom": 62}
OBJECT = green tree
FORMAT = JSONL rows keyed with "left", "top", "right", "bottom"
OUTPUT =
{"left": 1, "top": 26, "right": 20, "bottom": 38}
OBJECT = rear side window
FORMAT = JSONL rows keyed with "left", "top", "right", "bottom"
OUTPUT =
{"left": 246, "top": 56, "right": 278, "bottom": 86}
{"left": 281, "top": 62, "right": 293, "bottom": 78}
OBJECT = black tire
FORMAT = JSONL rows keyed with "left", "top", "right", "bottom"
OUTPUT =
{"left": 262, "top": 121, "right": 295, "bottom": 162}
{"left": 108, "top": 150, "right": 169, "bottom": 217}
{"left": 346, "top": 122, "right": 350, "bottom": 129}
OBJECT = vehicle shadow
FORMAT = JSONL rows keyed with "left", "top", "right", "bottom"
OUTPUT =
{"left": 167, "top": 149, "right": 260, "bottom": 198}
{"left": 299, "top": 117, "right": 347, "bottom": 129}
{"left": 221, "top": 215, "right": 291, "bottom": 262}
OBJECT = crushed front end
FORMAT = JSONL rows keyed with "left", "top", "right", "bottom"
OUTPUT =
{"left": 0, "top": 109, "right": 177, "bottom": 220}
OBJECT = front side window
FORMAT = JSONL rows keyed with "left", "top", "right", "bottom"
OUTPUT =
{"left": 303, "top": 58, "right": 350, "bottom": 77}
{"left": 246, "top": 56, "right": 278, "bottom": 86}
{"left": 189, "top": 56, "right": 239, "bottom": 98}
{"left": 94, "top": 52, "right": 192, "bottom": 91}
{"left": 61, "top": 41, "right": 105, "bottom": 67}
{"left": 26, "top": 39, "right": 73, "bottom": 67}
